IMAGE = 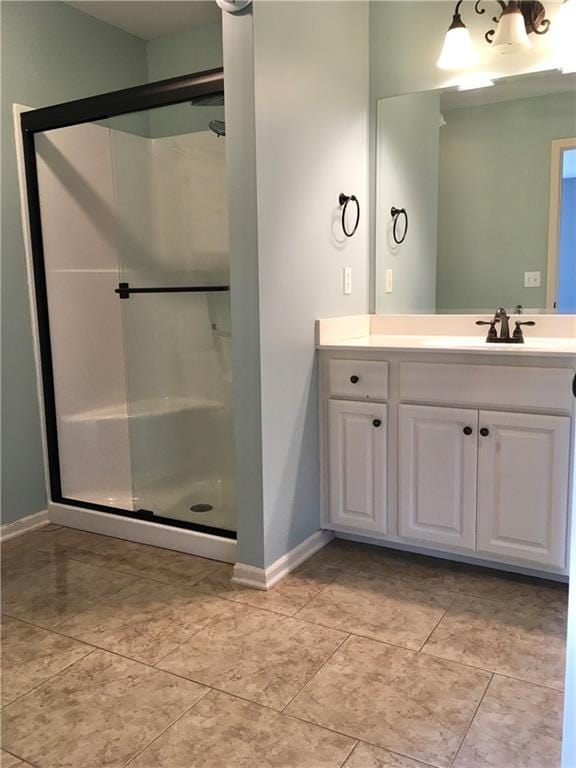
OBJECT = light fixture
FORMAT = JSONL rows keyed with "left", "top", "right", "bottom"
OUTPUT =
{"left": 437, "top": 2, "right": 480, "bottom": 70}
{"left": 437, "top": 1, "right": 552, "bottom": 70}
{"left": 554, "top": 0, "right": 576, "bottom": 72}
{"left": 491, "top": 1, "right": 532, "bottom": 51}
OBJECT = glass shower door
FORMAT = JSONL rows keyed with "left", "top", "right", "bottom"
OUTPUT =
{"left": 107, "top": 103, "right": 236, "bottom": 533}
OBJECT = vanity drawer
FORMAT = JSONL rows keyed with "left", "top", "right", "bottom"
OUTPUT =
{"left": 399, "top": 362, "right": 574, "bottom": 411}
{"left": 328, "top": 359, "right": 389, "bottom": 400}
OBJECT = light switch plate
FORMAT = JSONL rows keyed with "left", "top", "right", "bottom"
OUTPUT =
{"left": 343, "top": 266, "right": 352, "bottom": 295}
{"left": 385, "top": 269, "right": 393, "bottom": 294}
{"left": 524, "top": 271, "right": 541, "bottom": 288}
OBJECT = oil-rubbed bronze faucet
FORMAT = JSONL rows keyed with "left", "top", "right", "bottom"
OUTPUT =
{"left": 476, "top": 307, "right": 535, "bottom": 344}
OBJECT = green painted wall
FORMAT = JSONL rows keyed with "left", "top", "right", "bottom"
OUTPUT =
{"left": 436, "top": 90, "right": 576, "bottom": 311}
{"left": 146, "top": 22, "right": 223, "bottom": 138}
{"left": 1, "top": 1, "right": 148, "bottom": 524}
{"left": 1, "top": 5, "right": 228, "bottom": 526}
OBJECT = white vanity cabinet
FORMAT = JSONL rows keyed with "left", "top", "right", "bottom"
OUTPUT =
{"left": 476, "top": 411, "right": 570, "bottom": 568}
{"left": 321, "top": 351, "right": 575, "bottom": 576}
{"left": 329, "top": 400, "right": 387, "bottom": 533}
{"left": 398, "top": 405, "right": 478, "bottom": 551}
{"left": 398, "top": 405, "right": 570, "bottom": 568}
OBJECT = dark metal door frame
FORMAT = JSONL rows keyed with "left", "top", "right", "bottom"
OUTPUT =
{"left": 21, "top": 68, "right": 236, "bottom": 539}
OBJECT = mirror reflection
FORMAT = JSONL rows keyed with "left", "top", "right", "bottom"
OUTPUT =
{"left": 375, "top": 69, "right": 576, "bottom": 314}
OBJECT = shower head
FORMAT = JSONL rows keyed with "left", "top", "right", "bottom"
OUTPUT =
{"left": 209, "top": 120, "right": 226, "bottom": 137}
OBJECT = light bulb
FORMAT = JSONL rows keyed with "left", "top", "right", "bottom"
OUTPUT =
{"left": 491, "top": 4, "right": 532, "bottom": 53}
{"left": 437, "top": 13, "right": 479, "bottom": 70}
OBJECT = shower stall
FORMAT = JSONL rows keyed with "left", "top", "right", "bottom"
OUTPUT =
{"left": 20, "top": 70, "right": 236, "bottom": 539}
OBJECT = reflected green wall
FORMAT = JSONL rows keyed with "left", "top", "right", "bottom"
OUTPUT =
{"left": 436, "top": 91, "right": 576, "bottom": 312}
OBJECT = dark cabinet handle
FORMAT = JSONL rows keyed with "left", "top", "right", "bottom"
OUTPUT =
{"left": 480, "top": 427, "right": 490, "bottom": 437}
{"left": 573, "top": 374, "right": 576, "bottom": 398}
{"left": 372, "top": 419, "right": 382, "bottom": 428}
{"left": 463, "top": 426, "right": 473, "bottom": 436}
{"left": 350, "top": 375, "right": 360, "bottom": 384}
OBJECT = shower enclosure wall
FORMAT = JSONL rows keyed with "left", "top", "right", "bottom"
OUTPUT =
{"left": 21, "top": 71, "right": 236, "bottom": 537}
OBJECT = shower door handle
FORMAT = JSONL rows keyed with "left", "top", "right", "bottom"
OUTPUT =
{"left": 115, "top": 282, "right": 230, "bottom": 299}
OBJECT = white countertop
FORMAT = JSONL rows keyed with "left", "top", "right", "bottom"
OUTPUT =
{"left": 318, "top": 334, "right": 576, "bottom": 358}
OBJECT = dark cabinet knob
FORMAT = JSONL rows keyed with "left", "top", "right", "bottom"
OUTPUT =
{"left": 463, "top": 426, "right": 473, "bottom": 436}
{"left": 480, "top": 427, "right": 490, "bottom": 437}
{"left": 350, "top": 375, "right": 360, "bottom": 384}
{"left": 372, "top": 419, "right": 382, "bottom": 428}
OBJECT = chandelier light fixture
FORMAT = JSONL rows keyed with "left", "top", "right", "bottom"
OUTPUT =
{"left": 436, "top": 0, "right": 552, "bottom": 70}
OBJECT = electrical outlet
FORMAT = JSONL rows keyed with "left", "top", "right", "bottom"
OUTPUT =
{"left": 343, "top": 267, "right": 352, "bottom": 295}
{"left": 524, "top": 271, "right": 541, "bottom": 288}
{"left": 385, "top": 269, "right": 393, "bottom": 294}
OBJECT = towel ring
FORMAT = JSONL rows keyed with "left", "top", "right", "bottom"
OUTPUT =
{"left": 339, "top": 193, "right": 360, "bottom": 238}
{"left": 391, "top": 206, "right": 408, "bottom": 244}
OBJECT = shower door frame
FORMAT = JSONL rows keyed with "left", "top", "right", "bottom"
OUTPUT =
{"left": 20, "top": 68, "right": 236, "bottom": 539}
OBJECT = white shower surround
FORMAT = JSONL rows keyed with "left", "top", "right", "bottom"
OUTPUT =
{"left": 35, "top": 120, "right": 234, "bottom": 529}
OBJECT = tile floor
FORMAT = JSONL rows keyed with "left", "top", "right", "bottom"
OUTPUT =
{"left": 0, "top": 525, "right": 568, "bottom": 768}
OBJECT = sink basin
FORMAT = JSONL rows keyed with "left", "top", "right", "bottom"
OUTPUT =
{"left": 418, "top": 336, "right": 573, "bottom": 351}
{"left": 419, "top": 336, "right": 489, "bottom": 348}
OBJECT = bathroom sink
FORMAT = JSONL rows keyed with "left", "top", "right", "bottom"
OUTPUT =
{"left": 419, "top": 336, "right": 490, "bottom": 348}
{"left": 418, "top": 336, "right": 574, "bottom": 351}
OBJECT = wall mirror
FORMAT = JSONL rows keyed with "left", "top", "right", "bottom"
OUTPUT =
{"left": 375, "top": 69, "right": 576, "bottom": 314}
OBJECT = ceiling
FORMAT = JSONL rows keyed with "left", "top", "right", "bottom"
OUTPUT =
{"left": 66, "top": 1, "right": 221, "bottom": 40}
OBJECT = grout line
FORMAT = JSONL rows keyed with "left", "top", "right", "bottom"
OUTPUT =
{"left": 120, "top": 687, "right": 212, "bottom": 768}
{"left": 449, "top": 672, "right": 494, "bottom": 768}
{"left": 340, "top": 741, "right": 360, "bottom": 768}
{"left": 0, "top": 647, "right": 98, "bottom": 713}
{"left": 290, "top": 570, "right": 341, "bottom": 617}
{"left": 416, "top": 596, "right": 457, "bottom": 653}
{"left": 280, "top": 631, "right": 351, "bottom": 713}
{"left": 0, "top": 745, "right": 42, "bottom": 768}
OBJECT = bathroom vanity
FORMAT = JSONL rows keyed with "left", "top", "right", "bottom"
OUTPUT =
{"left": 318, "top": 315, "right": 576, "bottom": 577}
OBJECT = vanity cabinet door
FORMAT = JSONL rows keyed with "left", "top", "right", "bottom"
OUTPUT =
{"left": 477, "top": 411, "right": 570, "bottom": 568}
{"left": 328, "top": 400, "right": 387, "bottom": 533}
{"left": 399, "top": 404, "right": 478, "bottom": 551}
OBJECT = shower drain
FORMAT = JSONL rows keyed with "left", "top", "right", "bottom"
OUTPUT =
{"left": 190, "top": 504, "right": 214, "bottom": 513}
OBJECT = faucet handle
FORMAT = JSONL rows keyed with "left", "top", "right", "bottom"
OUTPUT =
{"left": 476, "top": 320, "right": 498, "bottom": 341}
{"left": 512, "top": 320, "right": 536, "bottom": 343}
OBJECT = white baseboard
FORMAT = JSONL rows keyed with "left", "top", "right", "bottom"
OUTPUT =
{"left": 49, "top": 503, "right": 236, "bottom": 563}
{"left": 232, "top": 530, "right": 334, "bottom": 590}
{"left": 1, "top": 510, "right": 49, "bottom": 542}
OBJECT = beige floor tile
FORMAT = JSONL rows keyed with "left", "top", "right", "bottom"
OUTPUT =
{"left": 422, "top": 596, "right": 566, "bottom": 689}
{"left": 196, "top": 558, "right": 337, "bottom": 616}
{"left": 309, "top": 540, "right": 401, "bottom": 578}
{"left": 0, "top": 749, "right": 33, "bottom": 767}
{"left": 344, "top": 742, "right": 434, "bottom": 768}
{"left": 158, "top": 605, "right": 347, "bottom": 710}
{"left": 297, "top": 571, "right": 453, "bottom": 650}
{"left": 34, "top": 527, "right": 140, "bottom": 569}
{"left": 323, "top": 542, "right": 568, "bottom": 611}
{"left": 128, "top": 689, "right": 355, "bottom": 768}
{"left": 1, "top": 559, "right": 138, "bottom": 628}
{"left": 112, "top": 542, "right": 222, "bottom": 586}
{"left": 57, "top": 579, "right": 239, "bottom": 664}
{"left": 30, "top": 528, "right": 223, "bottom": 586}
{"left": 453, "top": 675, "right": 563, "bottom": 768}
{"left": 285, "top": 635, "right": 490, "bottom": 768}
{"left": 380, "top": 554, "right": 568, "bottom": 611}
{"left": 1, "top": 530, "right": 62, "bottom": 583}
{"left": 1, "top": 615, "right": 92, "bottom": 706}
{"left": 2, "top": 649, "right": 207, "bottom": 768}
